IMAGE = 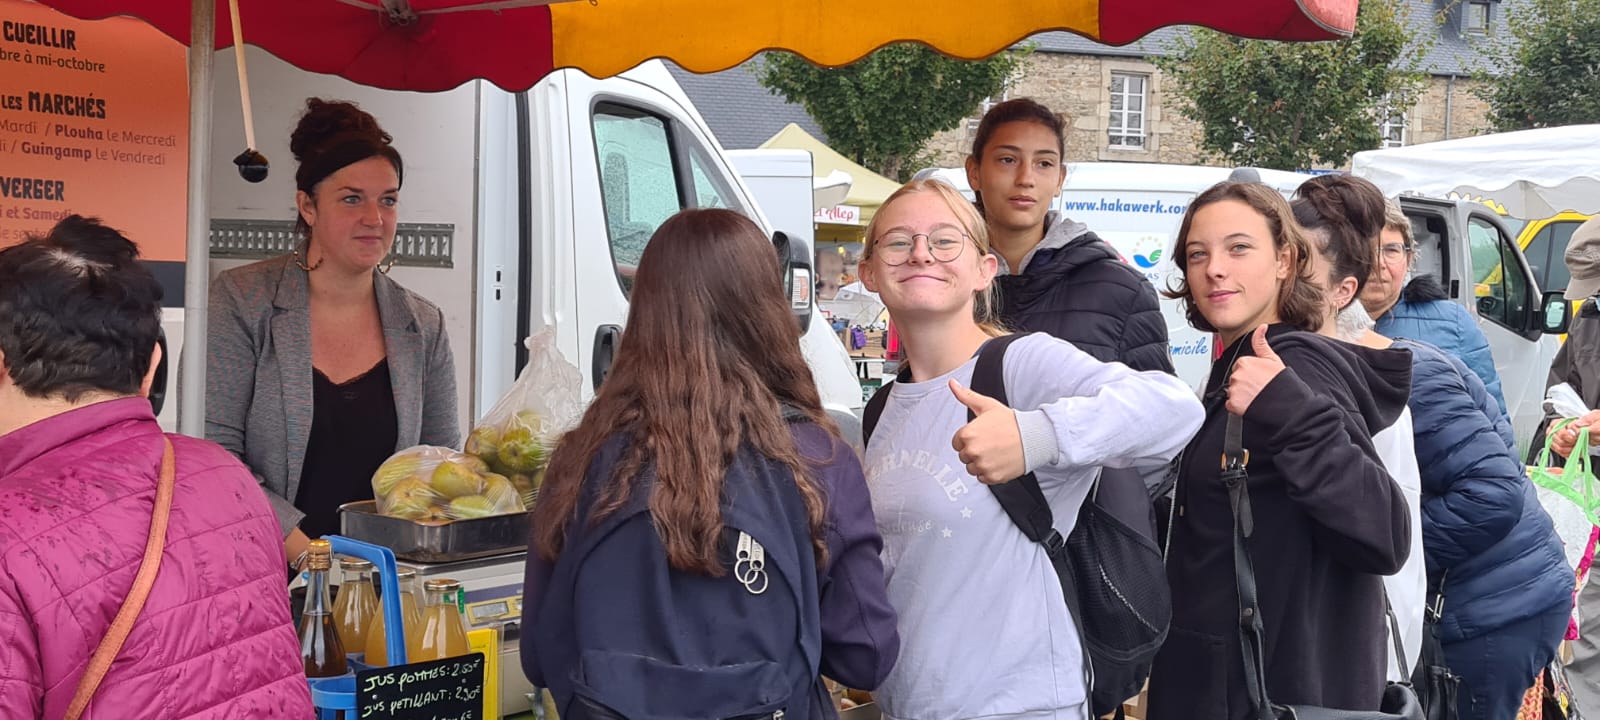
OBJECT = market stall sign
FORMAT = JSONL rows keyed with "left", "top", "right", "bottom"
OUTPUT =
{"left": 357, "top": 653, "right": 486, "bottom": 720}
{"left": 0, "top": 0, "right": 187, "bottom": 259}
{"left": 815, "top": 204, "right": 862, "bottom": 225}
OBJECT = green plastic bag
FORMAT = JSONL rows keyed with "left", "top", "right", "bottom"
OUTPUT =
{"left": 1531, "top": 421, "right": 1600, "bottom": 527}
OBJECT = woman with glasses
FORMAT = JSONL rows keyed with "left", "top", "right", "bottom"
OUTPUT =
{"left": 1362, "top": 201, "right": 1509, "bottom": 426}
{"left": 858, "top": 178, "right": 1202, "bottom": 720}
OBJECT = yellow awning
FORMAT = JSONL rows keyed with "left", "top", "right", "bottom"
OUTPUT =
{"left": 760, "top": 124, "right": 902, "bottom": 223}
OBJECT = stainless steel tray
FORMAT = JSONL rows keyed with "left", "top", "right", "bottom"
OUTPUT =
{"left": 338, "top": 500, "right": 531, "bottom": 563}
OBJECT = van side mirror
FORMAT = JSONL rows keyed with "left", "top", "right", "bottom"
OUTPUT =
{"left": 772, "top": 230, "right": 814, "bottom": 333}
{"left": 1542, "top": 290, "right": 1572, "bottom": 335}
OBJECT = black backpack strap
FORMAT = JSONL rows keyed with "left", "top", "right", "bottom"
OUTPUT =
{"left": 862, "top": 365, "right": 913, "bottom": 448}
{"left": 972, "top": 333, "right": 1062, "bottom": 550}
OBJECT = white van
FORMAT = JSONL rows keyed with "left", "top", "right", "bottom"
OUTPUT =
{"left": 916, "top": 162, "right": 1566, "bottom": 453}
{"left": 150, "top": 50, "right": 863, "bottom": 442}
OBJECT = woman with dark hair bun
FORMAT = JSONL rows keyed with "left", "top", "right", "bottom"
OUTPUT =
{"left": 206, "top": 98, "right": 460, "bottom": 568}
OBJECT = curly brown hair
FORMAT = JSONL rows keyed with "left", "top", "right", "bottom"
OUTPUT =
{"left": 1163, "top": 181, "right": 1324, "bottom": 333}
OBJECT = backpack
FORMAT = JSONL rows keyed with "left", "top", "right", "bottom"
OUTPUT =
{"left": 863, "top": 334, "right": 1171, "bottom": 718}
{"left": 533, "top": 410, "right": 829, "bottom": 720}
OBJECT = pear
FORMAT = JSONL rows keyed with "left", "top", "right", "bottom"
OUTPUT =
{"left": 497, "top": 427, "right": 547, "bottom": 473}
{"left": 447, "top": 494, "right": 498, "bottom": 519}
{"left": 430, "top": 459, "right": 485, "bottom": 499}
{"left": 464, "top": 425, "right": 501, "bottom": 462}
{"left": 371, "top": 453, "right": 424, "bottom": 497}
{"left": 483, "top": 473, "right": 525, "bottom": 512}
{"left": 383, "top": 478, "right": 435, "bottom": 519}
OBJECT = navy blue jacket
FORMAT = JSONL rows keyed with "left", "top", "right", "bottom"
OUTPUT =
{"left": 1376, "top": 276, "right": 1509, "bottom": 427}
{"left": 521, "top": 422, "right": 899, "bottom": 719}
{"left": 1397, "top": 339, "right": 1571, "bottom": 643}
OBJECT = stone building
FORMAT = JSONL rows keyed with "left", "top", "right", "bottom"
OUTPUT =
{"left": 920, "top": 0, "right": 1507, "bottom": 171}
{"left": 677, "top": 1, "right": 1511, "bottom": 174}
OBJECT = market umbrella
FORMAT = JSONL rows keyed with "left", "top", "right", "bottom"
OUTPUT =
{"left": 37, "top": 0, "right": 1360, "bottom": 93}
{"left": 29, "top": 0, "right": 1361, "bottom": 435}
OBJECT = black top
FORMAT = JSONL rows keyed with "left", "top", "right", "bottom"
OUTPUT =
{"left": 295, "top": 359, "right": 398, "bottom": 540}
{"left": 994, "top": 227, "right": 1173, "bottom": 373}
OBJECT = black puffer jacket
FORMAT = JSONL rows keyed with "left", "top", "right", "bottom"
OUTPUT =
{"left": 994, "top": 214, "right": 1173, "bottom": 372}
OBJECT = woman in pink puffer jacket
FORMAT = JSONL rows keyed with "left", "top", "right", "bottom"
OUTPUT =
{"left": 0, "top": 216, "right": 314, "bottom": 719}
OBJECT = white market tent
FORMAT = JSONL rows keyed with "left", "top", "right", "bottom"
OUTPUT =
{"left": 1351, "top": 124, "right": 1600, "bottom": 217}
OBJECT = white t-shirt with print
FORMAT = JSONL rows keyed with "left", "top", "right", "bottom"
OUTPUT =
{"left": 866, "top": 333, "right": 1203, "bottom": 720}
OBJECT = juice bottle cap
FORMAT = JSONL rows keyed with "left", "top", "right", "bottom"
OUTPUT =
{"left": 424, "top": 578, "right": 462, "bottom": 592}
{"left": 306, "top": 539, "right": 333, "bottom": 570}
{"left": 338, "top": 557, "right": 374, "bottom": 571}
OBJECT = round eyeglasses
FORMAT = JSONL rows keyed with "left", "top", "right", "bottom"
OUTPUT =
{"left": 875, "top": 230, "right": 970, "bottom": 266}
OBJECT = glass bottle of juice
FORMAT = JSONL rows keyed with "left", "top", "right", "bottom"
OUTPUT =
{"left": 332, "top": 557, "right": 377, "bottom": 654}
{"left": 299, "top": 539, "right": 348, "bottom": 677}
{"left": 409, "top": 578, "right": 470, "bottom": 662}
{"left": 365, "top": 567, "right": 423, "bottom": 666}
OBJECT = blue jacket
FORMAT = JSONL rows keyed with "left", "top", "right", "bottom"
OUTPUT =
{"left": 1375, "top": 276, "right": 1508, "bottom": 428}
{"left": 522, "top": 422, "right": 899, "bottom": 719}
{"left": 1397, "top": 339, "right": 1571, "bottom": 643}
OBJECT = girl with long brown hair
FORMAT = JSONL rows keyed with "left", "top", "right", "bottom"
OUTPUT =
{"left": 520, "top": 208, "right": 898, "bottom": 720}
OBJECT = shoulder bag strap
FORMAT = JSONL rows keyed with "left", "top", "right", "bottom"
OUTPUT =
{"left": 1228, "top": 414, "right": 1413, "bottom": 719}
{"left": 65, "top": 437, "right": 177, "bottom": 720}
{"left": 1225, "top": 412, "right": 1277, "bottom": 720}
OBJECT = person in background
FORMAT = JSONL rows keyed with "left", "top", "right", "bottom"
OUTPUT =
{"left": 1291, "top": 175, "right": 1425, "bottom": 686}
{"left": 1150, "top": 181, "right": 1411, "bottom": 720}
{"left": 1535, "top": 216, "right": 1600, "bottom": 713}
{"left": 858, "top": 178, "right": 1201, "bottom": 720}
{"left": 1362, "top": 202, "right": 1509, "bottom": 426}
{"left": 1317, "top": 192, "right": 1570, "bottom": 720}
{"left": 207, "top": 98, "right": 459, "bottom": 569}
{"left": 523, "top": 209, "right": 899, "bottom": 720}
{"left": 966, "top": 98, "right": 1171, "bottom": 372}
{"left": 0, "top": 216, "right": 314, "bottom": 718}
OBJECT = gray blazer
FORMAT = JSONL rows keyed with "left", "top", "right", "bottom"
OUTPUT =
{"left": 205, "top": 255, "right": 460, "bottom": 535}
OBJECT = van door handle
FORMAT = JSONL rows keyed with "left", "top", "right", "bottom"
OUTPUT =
{"left": 592, "top": 325, "right": 621, "bottom": 391}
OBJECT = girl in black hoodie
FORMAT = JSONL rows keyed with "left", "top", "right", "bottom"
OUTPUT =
{"left": 1147, "top": 181, "right": 1413, "bottom": 720}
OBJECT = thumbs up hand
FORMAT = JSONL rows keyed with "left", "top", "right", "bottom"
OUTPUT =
{"left": 950, "top": 379, "right": 1025, "bottom": 485}
{"left": 1225, "top": 324, "right": 1287, "bottom": 416}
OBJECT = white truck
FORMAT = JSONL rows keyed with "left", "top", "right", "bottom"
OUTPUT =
{"left": 151, "top": 48, "right": 865, "bottom": 443}
{"left": 917, "top": 162, "right": 1567, "bottom": 452}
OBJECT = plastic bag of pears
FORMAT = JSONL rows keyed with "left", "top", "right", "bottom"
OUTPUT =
{"left": 371, "top": 445, "right": 527, "bottom": 522}
{"left": 461, "top": 327, "right": 584, "bottom": 508}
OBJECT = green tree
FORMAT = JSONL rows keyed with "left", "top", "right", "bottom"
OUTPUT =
{"left": 1482, "top": 0, "right": 1600, "bottom": 130}
{"left": 758, "top": 45, "right": 1024, "bottom": 181}
{"left": 1156, "top": 0, "right": 1428, "bottom": 169}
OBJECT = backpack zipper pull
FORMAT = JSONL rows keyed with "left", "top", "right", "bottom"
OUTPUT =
{"left": 735, "top": 531, "right": 768, "bottom": 595}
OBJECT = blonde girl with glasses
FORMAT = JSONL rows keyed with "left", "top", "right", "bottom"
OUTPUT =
{"left": 857, "top": 178, "right": 1202, "bottom": 720}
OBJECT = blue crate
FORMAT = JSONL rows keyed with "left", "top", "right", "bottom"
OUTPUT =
{"left": 306, "top": 536, "right": 409, "bottom": 719}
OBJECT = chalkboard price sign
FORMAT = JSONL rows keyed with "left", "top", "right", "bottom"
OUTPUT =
{"left": 356, "top": 653, "right": 486, "bottom": 720}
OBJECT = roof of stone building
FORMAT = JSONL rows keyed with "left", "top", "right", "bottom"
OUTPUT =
{"left": 666, "top": 59, "right": 828, "bottom": 150}
{"left": 1027, "top": 0, "right": 1511, "bottom": 76}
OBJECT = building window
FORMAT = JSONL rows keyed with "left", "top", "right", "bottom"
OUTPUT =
{"left": 1465, "top": 0, "right": 1490, "bottom": 33}
{"left": 1108, "top": 72, "right": 1147, "bottom": 150}
{"left": 1379, "top": 104, "right": 1407, "bottom": 148}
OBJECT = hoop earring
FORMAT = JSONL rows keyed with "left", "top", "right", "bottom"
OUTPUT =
{"left": 292, "top": 239, "right": 322, "bottom": 272}
{"left": 378, "top": 255, "right": 396, "bottom": 275}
